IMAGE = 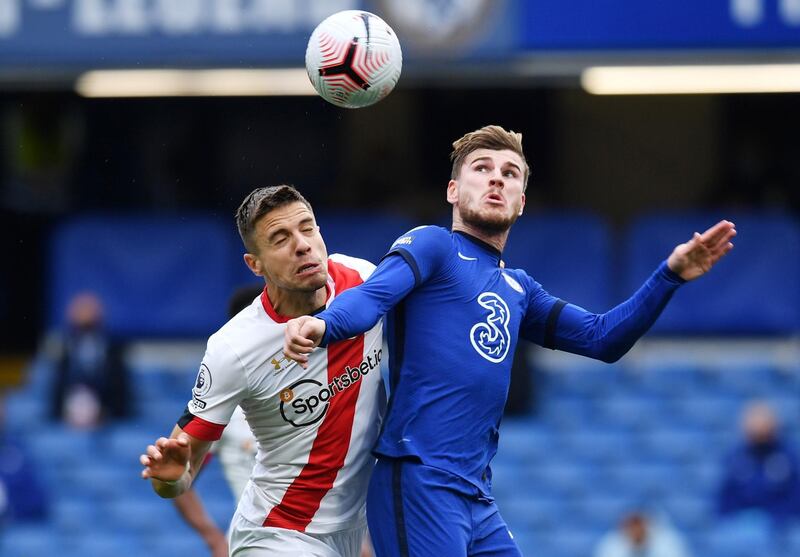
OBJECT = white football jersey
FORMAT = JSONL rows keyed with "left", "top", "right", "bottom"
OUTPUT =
{"left": 180, "top": 255, "right": 385, "bottom": 534}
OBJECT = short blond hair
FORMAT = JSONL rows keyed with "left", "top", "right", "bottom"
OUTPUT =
{"left": 450, "top": 125, "right": 530, "bottom": 188}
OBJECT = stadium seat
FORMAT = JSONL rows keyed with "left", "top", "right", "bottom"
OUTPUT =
{"left": 503, "top": 212, "right": 613, "bottom": 312}
{"left": 2, "top": 523, "right": 59, "bottom": 551}
{"left": 624, "top": 211, "right": 800, "bottom": 334}
{"left": 48, "top": 214, "right": 237, "bottom": 337}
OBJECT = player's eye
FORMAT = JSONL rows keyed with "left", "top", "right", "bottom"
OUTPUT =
{"left": 301, "top": 226, "right": 314, "bottom": 234}
{"left": 273, "top": 235, "right": 288, "bottom": 246}
{"left": 503, "top": 170, "right": 518, "bottom": 178}
{"left": 475, "top": 164, "right": 488, "bottom": 172}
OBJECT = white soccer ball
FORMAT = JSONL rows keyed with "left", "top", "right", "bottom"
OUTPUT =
{"left": 305, "top": 10, "right": 402, "bottom": 109}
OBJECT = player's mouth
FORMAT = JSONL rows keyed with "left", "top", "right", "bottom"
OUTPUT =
{"left": 296, "top": 262, "right": 321, "bottom": 277}
{"left": 484, "top": 192, "right": 505, "bottom": 206}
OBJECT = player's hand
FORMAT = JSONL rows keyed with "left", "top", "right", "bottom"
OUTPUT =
{"left": 140, "top": 433, "right": 191, "bottom": 482}
{"left": 667, "top": 220, "right": 736, "bottom": 281}
{"left": 284, "top": 316, "right": 326, "bottom": 368}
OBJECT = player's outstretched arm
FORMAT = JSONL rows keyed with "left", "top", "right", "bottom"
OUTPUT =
{"left": 140, "top": 427, "right": 212, "bottom": 498}
{"left": 667, "top": 219, "right": 736, "bottom": 281}
{"left": 284, "top": 316, "right": 326, "bottom": 367}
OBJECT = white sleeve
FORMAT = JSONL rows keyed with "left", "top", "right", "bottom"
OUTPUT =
{"left": 181, "top": 333, "right": 249, "bottom": 441}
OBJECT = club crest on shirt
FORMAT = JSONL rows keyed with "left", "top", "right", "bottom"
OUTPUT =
{"left": 469, "top": 292, "right": 511, "bottom": 363}
{"left": 193, "top": 363, "right": 213, "bottom": 398}
{"left": 502, "top": 272, "right": 524, "bottom": 293}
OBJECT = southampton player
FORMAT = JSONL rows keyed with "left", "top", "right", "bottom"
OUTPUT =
{"left": 283, "top": 125, "right": 737, "bottom": 557}
{"left": 140, "top": 186, "right": 385, "bottom": 557}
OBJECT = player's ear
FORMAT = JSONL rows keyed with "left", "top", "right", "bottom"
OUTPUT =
{"left": 446, "top": 179, "right": 458, "bottom": 205}
{"left": 243, "top": 253, "right": 264, "bottom": 277}
{"left": 518, "top": 192, "right": 526, "bottom": 216}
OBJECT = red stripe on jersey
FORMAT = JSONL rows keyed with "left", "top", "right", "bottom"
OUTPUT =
{"left": 182, "top": 415, "right": 226, "bottom": 441}
{"left": 263, "top": 260, "right": 365, "bottom": 531}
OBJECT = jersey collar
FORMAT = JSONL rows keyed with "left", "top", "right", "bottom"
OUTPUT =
{"left": 453, "top": 230, "right": 502, "bottom": 265}
{"left": 260, "top": 281, "right": 331, "bottom": 324}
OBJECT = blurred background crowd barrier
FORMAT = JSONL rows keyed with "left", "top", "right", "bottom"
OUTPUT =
{"left": 1, "top": 1, "right": 800, "bottom": 556}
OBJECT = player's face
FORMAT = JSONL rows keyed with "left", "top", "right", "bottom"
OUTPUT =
{"left": 246, "top": 202, "right": 329, "bottom": 292}
{"left": 447, "top": 148, "right": 526, "bottom": 233}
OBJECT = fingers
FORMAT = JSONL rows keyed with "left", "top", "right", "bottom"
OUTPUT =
{"left": 700, "top": 220, "right": 736, "bottom": 248}
{"left": 283, "top": 317, "right": 319, "bottom": 369}
{"left": 283, "top": 345, "right": 310, "bottom": 369}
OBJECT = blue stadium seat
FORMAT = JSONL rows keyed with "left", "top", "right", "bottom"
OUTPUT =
{"left": 26, "top": 425, "right": 98, "bottom": 468}
{"left": 624, "top": 211, "right": 800, "bottom": 334}
{"left": 534, "top": 462, "right": 598, "bottom": 497}
{"left": 660, "top": 494, "right": 712, "bottom": 531}
{"left": 607, "top": 462, "right": 684, "bottom": 499}
{"left": 3, "top": 389, "right": 48, "bottom": 432}
{"left": 670, "top": 393, "right": 742, "bottom": 431}
{"left": 49, "top": 214, "right": 237, "bottom": 337}
{"left": 498, "top": 496, "right": 567, "bottom": 532}
{"left": 105, "top": 495, "right": 184, "bottom": 533}
{"left": 540, "top": 394, "right": 599, "bottom": 432}
{"left": 631, "top": 364, "right": 707, "bottom": 396}
{"left": 51, "top": 497, "right": 103, "bottom": 533}
{"left": 639, "top": 428, "right": 711, "bottom": 463}
{"left": 503, "top": 212, "right": 613, "bottom": 312}
{"left": 561, "top": 429, "right": 634, "bottom": 464}
{"left": 699, "top": 513, "right": 777, "bottom": 557}
{"left": 1, "top": 524, "right": 60, "bottom": 557}
{"left": 65, "top": 531, "right": 146, "bottom": 557}
{"left": 549, "top": 364, "right": 629, "bottom": 396}
{"left": 497, "top": 420, "right": 557, "bottom": 464}
{"left": 597, "top": 393, "right": 669, "bottom": 430}
{"left": 546, "top": 527, "right": 603, "bottom": 557}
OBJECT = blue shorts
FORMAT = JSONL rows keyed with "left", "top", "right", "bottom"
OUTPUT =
{"left": 366, "top": 458, "right": 522, "bottom": 557}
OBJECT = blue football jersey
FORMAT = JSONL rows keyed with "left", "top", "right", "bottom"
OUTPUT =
{"left": 374, "top": 226, "right": 558, "bottom": 495}
{"left": 318, "top": 224, "right": 683, "bottom": 497}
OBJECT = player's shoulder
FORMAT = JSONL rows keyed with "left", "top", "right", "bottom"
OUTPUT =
{"left": 501, "top": 266, "right": 542, "bottom": 293}
{"left": 393, "top": 224, "right": 450, "bottom": 243}
{"left": 328, "top": 253, "right": 375, "bottom": 281}
{"left": 390, "top": 224, "right": 452, "bottom": 251}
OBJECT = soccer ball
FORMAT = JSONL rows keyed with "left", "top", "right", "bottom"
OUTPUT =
{"left": 305, "top": 10, "right": 402, "bottom": 109}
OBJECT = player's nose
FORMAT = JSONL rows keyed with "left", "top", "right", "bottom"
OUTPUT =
{"left": 489, "top": 174, "right": 504, "bottom": 188}
{"left": 294, "top": 233, "right": 312, "bottom": 253}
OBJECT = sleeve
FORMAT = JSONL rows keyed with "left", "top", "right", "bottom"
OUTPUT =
{"left": 383, "top": 225, "right": 452, "bottom": 287}
{"left": 520, "top": 261, "right": 685, "bottom": 363}
{"left": 319, "top": 252, "right": 417, "bottom": 345}
{"left": 177, "top": 334, "right": 249, "bottom": 441}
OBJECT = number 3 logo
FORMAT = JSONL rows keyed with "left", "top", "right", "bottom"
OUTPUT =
{"left": 469, "top": 292, "right": 511, "bottom": 363}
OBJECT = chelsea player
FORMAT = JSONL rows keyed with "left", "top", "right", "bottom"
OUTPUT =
{"left": 284, "top": 125, "right": 736, "bottom": 557}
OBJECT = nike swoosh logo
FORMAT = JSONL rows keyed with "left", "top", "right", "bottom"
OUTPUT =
{"left": 458, "top": 252, "right": 477, "bottom": 261}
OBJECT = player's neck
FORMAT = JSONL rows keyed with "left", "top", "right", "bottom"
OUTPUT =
{"left": 266, "top": 284, "right": 328, "bottom": 318}
{"left": 451, "top": 221, "right": 509, "bottom": 253}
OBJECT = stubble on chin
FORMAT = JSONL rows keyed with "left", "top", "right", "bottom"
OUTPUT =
{"left": 459, "top": 205, "right": 518, "bottom": 234}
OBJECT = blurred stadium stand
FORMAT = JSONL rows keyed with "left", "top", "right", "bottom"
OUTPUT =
{"left": 44, "top": 210, "right": 800, "bottom": 338}
{"left": 6, "top": 338, "right": 800, "bottom": 556}
{"left": 1, "top": 0, "right": 800, "bottom": 556}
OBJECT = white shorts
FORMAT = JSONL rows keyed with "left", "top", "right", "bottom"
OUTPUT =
{"left": 228, "top": 510, "right": 367, "bottom": 557}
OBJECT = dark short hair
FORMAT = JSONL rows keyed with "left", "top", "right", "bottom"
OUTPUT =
{"left": 235, "top": 185, "right": 313, "bottom": 253}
